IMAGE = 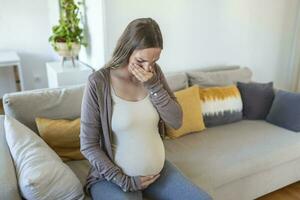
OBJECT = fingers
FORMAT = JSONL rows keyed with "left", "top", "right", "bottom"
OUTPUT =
{"left": 140, "top": 174, "right": 160, "bottom": 189}
{"left": 150, "top": 66, "right": 154, "bottom": 73}
{"left": 141, "top": 174, "right": 159, "bottom": 182}
{"left": 129, "top": 63, "right": 153, "bottom": 82}
{"left": 131, "top": 65, "right": 147, "bottom": 82}
{"left": 131, "top": 63, "right": 148, "bottom": 76}
{"left": 133, "top": 64, "right": 148, "bottom": 76}
{"left": 129, "top": 63, "right": 143, "bottom": 81}
{"left": 142, "top": 174, "right": 160, "bottom": 188}
{"left": 140, "top": 176, "right": 152, "bottom": 182}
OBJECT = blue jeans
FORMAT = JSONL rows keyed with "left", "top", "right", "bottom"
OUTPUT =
{"left": 90, "top": 159, "right": 212, "bottom": 200}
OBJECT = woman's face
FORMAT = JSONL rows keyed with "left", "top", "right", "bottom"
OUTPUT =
{"left": 128, "top": 48, "right": 161, "bottom": 73}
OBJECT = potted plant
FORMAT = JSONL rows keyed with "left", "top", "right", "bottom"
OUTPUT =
{"left": 49, "top": 0, "right": 87, "bottom": 65}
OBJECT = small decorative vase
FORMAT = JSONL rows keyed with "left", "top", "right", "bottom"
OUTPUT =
{"left": 55, "top": 42, "right": 81, "bottom": 67}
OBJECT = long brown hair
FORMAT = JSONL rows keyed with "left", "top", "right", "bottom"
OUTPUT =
{"left": 105, "top": 18, "right": 163, "bottom": 69}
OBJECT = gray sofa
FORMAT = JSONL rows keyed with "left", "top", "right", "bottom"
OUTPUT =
{"left": 2, "top": 66, "right": 300, "bottom": 200}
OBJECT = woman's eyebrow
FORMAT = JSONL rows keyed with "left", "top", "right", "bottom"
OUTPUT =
{"left": 138, "top": 58, "right": 146, "bottom": 61}
{"left": 138, "top": 57, "right": 160, "bottom": 62}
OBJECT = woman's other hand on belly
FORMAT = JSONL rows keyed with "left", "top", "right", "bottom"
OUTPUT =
{"left": 139, "top": 174, "right": 160, "bottom": 190}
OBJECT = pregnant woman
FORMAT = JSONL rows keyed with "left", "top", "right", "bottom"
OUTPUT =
{"left": 80, "top": 18, "right": 212, "bottom": 200}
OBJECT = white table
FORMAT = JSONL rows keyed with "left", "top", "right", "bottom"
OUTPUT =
{"left": 46, "top": 60, "right": 94, "bottom": 88}
{"left": 0, "top": 51, "right": 24, "bottom": 91}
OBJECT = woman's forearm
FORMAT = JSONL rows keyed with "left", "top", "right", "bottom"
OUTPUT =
{"left": 144, "top": 66, "right": 183, "bottom": 129}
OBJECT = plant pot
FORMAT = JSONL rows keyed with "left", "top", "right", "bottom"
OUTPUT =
{"left": 55, "top": 42, "right": 81, "bottom": 58}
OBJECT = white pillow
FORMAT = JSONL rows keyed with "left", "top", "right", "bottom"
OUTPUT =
{"left": 4, "top": 115, "right": 84, "bottom": 200}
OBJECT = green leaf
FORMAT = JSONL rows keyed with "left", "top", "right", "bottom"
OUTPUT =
{"left": 49, "top": 0, "right": 88, "bottom": 49}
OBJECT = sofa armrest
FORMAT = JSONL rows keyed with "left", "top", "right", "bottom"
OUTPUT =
{"left": 0, "top": 115, "right": 22, "bottom": 200}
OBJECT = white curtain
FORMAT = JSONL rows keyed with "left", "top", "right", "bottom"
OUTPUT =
{"left": 296, "top": 76, "right": 300, "bottom": 92}
{"left": 291, "top": 54, "right": 300, "bottom": 92}
{"left": 289, "top": 57, "right": 300, "bottom": 92}
{"left": 291, "top": 64, "right": 300, "bottom": 92}
{"left": 290, "top": 4, "right": 300, "bottom": 92}
{"left": 290, "top": 16, "right": 300, "bottom": 92}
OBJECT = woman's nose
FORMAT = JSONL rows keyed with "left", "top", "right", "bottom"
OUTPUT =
{"left": 144, "top": 63, "right": 152, "bottom": 72}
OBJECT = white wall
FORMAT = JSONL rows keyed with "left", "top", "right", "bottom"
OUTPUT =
{"left": 105, "top": 0, "right": 300, "bottom": 90}
{"left": 0, "top": 0, "right": 58, "bottom": 97}
{"left": 0, "top": 0, "right": 103, "bottom": 97}
{"left": 79, "top": 0, "right": 106, "bottom": 69}
{"left": 1, "top": 0, "right": 299, "bottom": 95}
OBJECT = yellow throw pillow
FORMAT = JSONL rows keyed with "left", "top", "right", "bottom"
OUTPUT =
{"left": 35, "top": 117, "right": 85, "bottom": 161}
{"left": 166, "top": 85, "right": 206, "bottom": 139}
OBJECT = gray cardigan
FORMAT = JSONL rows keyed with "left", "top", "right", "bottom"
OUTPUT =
{"left": 80, "top": 65, "right": 183, "bottom": 196}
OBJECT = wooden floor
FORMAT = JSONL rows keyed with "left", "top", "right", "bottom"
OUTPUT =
{"left": 257, "top": 181, "right": 300, "bottom": 200}
{"left": 0, "top": 100, "right": 300, "bottom": 199}
{"left": 0, "top": 99, "right": 3, "bottom": 114}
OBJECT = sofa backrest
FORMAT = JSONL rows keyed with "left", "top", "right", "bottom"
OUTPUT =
{"left": 165, "top": 65, "right": 252, "bottom": 92}
{"left": 3, "top": 84, "right": 85, "bottom": 134}
{"left": 186, "top": 67, "right": 252, "bottom": 87}
{"left": 164, "top": 72, "right": 189, "bottom": 92}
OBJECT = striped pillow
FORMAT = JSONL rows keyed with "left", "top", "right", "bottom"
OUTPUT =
{"left": 199, "top": 85, "right": 243, "bottom": 127}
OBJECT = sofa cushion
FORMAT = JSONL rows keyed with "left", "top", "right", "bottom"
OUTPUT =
{"left": 35, "top": 117, "right": 85, "bottom": 161}
{"left": 163, "top": 120, "right": 300, "bottom": 191}
{"left": 164, "top": 72, "right": 188, "bottom": 92}
{"left": 3, "top": 84, "right": 85, "bottom": 134}
{"left": 237, "top": 82, "right": 275, "bottom": 120}
{"left": 4, "top": 115, "right": 84, "bottom": 200}
{"left": 0, "top": 115, "right": 22, "bottom": 200}
{"left": 166, "top": 86, "right": 205, "bottom": 139}
{"left": 266, "top": 90, "right": 300, "bottom": 132}
{"left": 199, "top": 85, "right": 243, "bottom": 127}
{"left": 187, "top": 67, "right": 252, "bottom": 87}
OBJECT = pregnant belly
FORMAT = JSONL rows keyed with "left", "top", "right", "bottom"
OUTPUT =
{"left": 112, "top": 135, "right": 165, "bottom": 176}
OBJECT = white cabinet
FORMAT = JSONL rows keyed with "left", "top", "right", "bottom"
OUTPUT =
{"left": 0, "top": 51, "right": 24, "bottom": 97}
{"left": 46, "top": 61, "right": 94, "bottom": 88}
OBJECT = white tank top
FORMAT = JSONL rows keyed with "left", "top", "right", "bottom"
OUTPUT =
{"left": 110, "top": 84, "right": 165, "bottom": 176}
